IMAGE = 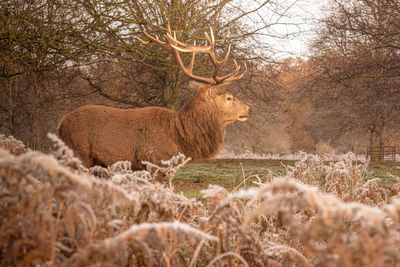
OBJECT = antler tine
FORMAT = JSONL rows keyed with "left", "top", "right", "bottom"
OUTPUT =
{"left": 188, "top": 40, "right": 196, "bottom": 72}
{"left": 224, "top": 62, "right": 247, "bottom": 83}
{"left": 167, "top": 24, "right": 180, "bottom": 46}
{"left": 138, "top": 31, "right": 172, "bottom": 51}
{"left": 211, "top": 45, "right": 231, "bottom": 83}
{"left": 218, "top": 58, "right": 240, "bottom": 82}
{"left": 144, "top": 31, "right": 162, "bottom": 43}
{"left": 204, "top": 31, "right": 213, "bottom": 48}
{"left": 167, "top": 24, "right": 172, "bottom": 35}
{"left": 209, "top": 27, "right": 215, "bottom": 47}
{"left": 166, "top": 31, "right": 191, "bottom": 48}
{"left": 137, "top": 37, "right": 150, "bottom": 45}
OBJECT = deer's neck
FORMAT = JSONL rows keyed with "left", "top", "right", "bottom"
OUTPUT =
{"left": 175, "top": 100, "right": 225, "bottom": 161}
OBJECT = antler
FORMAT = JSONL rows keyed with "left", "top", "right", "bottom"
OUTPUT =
{"left": 138, "top": 26, "right": 247, "bottom": 85}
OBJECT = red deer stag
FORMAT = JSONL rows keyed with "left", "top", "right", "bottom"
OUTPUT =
{"left": 57, "top": 27, "right": 250, "bottom": 180}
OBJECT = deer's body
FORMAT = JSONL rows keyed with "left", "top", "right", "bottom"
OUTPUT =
{"left": 58, "top": 105, "right": 180, "bottom": 169}
{"left": 57, "top": 27, "right": 250, "bottom": 178}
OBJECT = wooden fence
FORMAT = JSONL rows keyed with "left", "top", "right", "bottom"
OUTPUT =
{"left": 366, "top": 145, "right": 396, "bottom": 162}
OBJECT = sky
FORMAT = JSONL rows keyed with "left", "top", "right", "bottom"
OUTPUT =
{"left": 266, "top": 0, "right": 329, "bottom": 58}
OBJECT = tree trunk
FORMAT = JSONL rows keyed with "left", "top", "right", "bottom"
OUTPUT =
{"left": 162, "top": 71, "right": 183, "bottom": 110}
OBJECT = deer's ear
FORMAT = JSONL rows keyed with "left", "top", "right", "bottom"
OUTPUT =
{"left": 188, "top": 80, "right": 204, "bottom": 92}
{"left": 210, "top": 82, "right": 232, "bottom": 96}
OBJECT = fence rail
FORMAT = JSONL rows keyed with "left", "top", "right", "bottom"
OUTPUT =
{"left": 366, "top": 145, "right": 396, "bottom": 162}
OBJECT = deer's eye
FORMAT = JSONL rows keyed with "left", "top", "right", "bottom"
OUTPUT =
{"left": 227, "top": 96, "right": 232, "bottom": 101}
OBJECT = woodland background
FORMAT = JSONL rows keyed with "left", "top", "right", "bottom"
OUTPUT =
{"left": 1, "top": 0, "right": 400, "bottom": 155}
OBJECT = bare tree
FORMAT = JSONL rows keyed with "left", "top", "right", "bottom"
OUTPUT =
{"left": 73, "top": 0, "right": 301, "bottom": 109}
{"left": 1, "top": 0, "right": 301, "bottom": 150}
{"left": 307, "top": 0, "right": 400, "bottom": 149}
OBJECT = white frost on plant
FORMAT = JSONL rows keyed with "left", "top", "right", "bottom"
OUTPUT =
{"left": 217, "top": 149, "right": 366, "bottom": 162}
{"left": 103, "top": 221, "right": 219, "bottom": 247}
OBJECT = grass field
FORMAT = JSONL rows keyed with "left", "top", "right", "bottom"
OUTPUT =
{"left": 174, "top": 159, "right": 400, "bottom": 198}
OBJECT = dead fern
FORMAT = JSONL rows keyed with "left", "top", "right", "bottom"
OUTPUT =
{"left": 1, "top": 134, "right": 400, "bottom": 266}
{"left": 0, "top": 134, "right": 27, "bottom": 155}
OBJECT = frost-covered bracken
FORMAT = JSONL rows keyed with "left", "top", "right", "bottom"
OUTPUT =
{"left": 217, "top": 149, "right": 368, "bottom": 162}
{"left": 57, "top": 28, "right": 250, "bottom": 182}
{"left": 0, "top": 134, "right": 27, "bottom": 155}
{"left": 1, "top": 134, "right": 400, "bottom": 266}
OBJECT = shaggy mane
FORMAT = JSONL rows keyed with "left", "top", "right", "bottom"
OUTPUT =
{"left": 175, "top": 90, "right": 225, "bottom": 160}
